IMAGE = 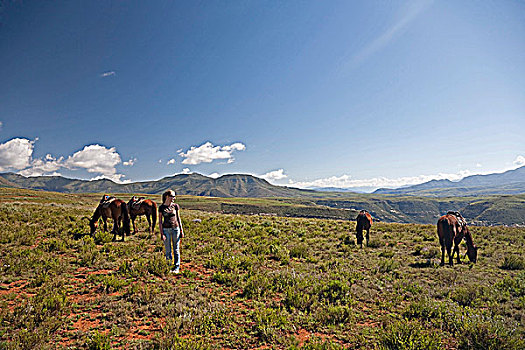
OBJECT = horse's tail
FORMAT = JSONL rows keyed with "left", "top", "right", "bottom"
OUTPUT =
{"left": 151, "top": 201, "right": 157, "bottom": 232}
{"left": 121, "top": 202, "right": 131, "bottom": 236}
{"left": 437, "top": 216, "right": 452, "bottom": 243}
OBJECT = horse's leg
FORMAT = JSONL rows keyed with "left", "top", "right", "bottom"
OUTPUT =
{"left": 356, "top": 228, "right": 363, "bottom": 248}
{"left": 453, "top": 237, "right": 462, "bottom": 264}
{"left": 366, "top": 227, "right": 370, "bottom": 247}
{"left": 103, "top": 217, "right": 108, "bottom": 232}
{"left": 131, "top": 214, "right": 137, "bottom": 234}
{"left": 118, "top": 215, "right": 124, "bottom": 241}
{"left": 440, "top": 240, "right": 446, "bottom": 266}
{"left": 447, "top": 242, "right": 453, "bottom": 266}
{"left": 146, "top": 213, "right": 152, "bottom": 234}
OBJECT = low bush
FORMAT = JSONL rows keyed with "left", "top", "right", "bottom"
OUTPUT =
{"left": 379, "top": 320, "right": 442, "bottom": 350}
{"left": 87, "top": 331, "right": 111, "bottom": 350}
{"left": 501, "top": 255, "right": 525, "bottom": 270}
{"left": 252, "top": 306, "right": 290, "bottom": 342}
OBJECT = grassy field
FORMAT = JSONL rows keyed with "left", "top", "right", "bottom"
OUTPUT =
{"left": 1, "top": 187, "right": 524, "bottom": 349}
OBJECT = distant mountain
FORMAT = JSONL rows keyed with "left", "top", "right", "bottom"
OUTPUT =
{"left": 0, "top": 172, "right": 316, "bottom": 198}
{"left": 2, "top": 172, "right": 525, "bottom": 225}
{"left": 374, "top": 166, "right": 525, "bottom": 197}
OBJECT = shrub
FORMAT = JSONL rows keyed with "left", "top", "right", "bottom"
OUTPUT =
{"left": 89, "top": 274, "right": 129, "bottom": 293}
{"left": 317, "top": 279, "right": 352, "bottom": 305}
{"left": 78, "top": 237, "right": 100, "bottom": 267}
{"left": 242, "top": 272, "right": 272, "bottom": 299}
{"left": 368, "top": 240, "right": 383, "bottom": 248}
{"left": 379, "top": 250, "right": 395, "bottom": 258}
{"left": 314, "top": 305, "right": 353, "bottom": 325}
{"left": 252, "top": 306, "right": 290, "bottom": 342}
{"left": 379, "top": 320, "right": 442, "bottom": 350}
{"left": 403, "top": 298, "right": 446, "bottom": 322}
{"left": 40, "top": 238, "right": 67, "bottom": 253}
{"left": 501, "top": 255, "right": 525, "bottom": 270}
{"left": 376, "top": 259, "right": 399, "bottom": 274}
{"left": 147, "top": 255, "right": 170, "bottom": 277}
{"left": 94, "top": 230, "right": 113, "bottom": 245}
{"left": 289, "top": 336, "right": 344, "bottom": 349}
{"left": 283, "top": 286, "right": 315, "bottom": 312}
{"left": 87, "top": 331, "right": 111, "bottom": 350}
{"left": 289, "top": 243, "right": 310, "bottom": 259}
{"left": 211, "top": 271, "right": 235, "bottom": 286}
{"left": 457, "top": 316, "right": 525, "bottom": 350}
{"left": 412, "top": 245, "right": 424, "bottom": 256}
{"left": 269, "top": 244, "right": 290, "bottom": 265}
{"left": 494, "top": 271, "right": 525, "bottom": 297}
{"left": 450, "top": 286, "right": 481, "bottom": 307}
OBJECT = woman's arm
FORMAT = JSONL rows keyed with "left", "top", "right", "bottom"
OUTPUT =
{"left": 159, "top": 210, "right": 165, "bottom": 240}
{"left": 176, "top": 204, "right": 184, "bottom": 238}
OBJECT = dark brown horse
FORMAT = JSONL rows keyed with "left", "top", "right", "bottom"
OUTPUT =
{"left": 89, "top": 196, "right": 131, "bottom": 241}
{"left": 437, "top": 212, "right": 478, "bottom": 266}
{"left": 356, "top": 210, "right": 373, "bottom": 248}
{"left": 127, "top": 196, "right": 157, "bottom": 235}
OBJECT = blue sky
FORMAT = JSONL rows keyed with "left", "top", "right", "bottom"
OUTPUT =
{"left": 0, "top": 0, "right": 524, "bottom": 191}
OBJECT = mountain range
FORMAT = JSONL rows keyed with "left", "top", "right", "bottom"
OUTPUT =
{"left": 2, "top": 168, "right": 525, "bottom": 225}
{"left": 374, "top": 166, "right": 525, "bottom": 197}
{"left": 0, "top": 172, "right": 316, "bottom": 198}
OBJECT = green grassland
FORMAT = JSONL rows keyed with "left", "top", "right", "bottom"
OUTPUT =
{"left": 1, "top": 188, "right": 524, "bottom": 349}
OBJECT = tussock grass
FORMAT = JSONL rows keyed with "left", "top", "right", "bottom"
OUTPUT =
{"left": 0, "top": 188, "right": 524, "bottom": 348}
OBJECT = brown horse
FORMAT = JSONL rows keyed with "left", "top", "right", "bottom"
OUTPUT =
{"left": 127, "top": 196, "right": 157, "bottom": 235}
{"left": 356, "top": 210, "right": 373, "bottom": 248}
{"left": 89, "top": 196, "right": 131, "bottom": 241}
{"left": 437, "top": 212, "right": 478, "bottom": 266}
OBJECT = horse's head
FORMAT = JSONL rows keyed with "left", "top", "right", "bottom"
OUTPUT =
{"left": 467, "top": 245, "right": 478, "bottom": 263}
{"left": 89, "top": 218, "right": 98, "bottom": 235}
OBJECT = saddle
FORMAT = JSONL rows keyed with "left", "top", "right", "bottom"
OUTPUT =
{"left": 100, "top": 195, "right": 116, "bottom": 208}
{"left": 447, "top": 211, "right": 467, "bottom": 228}
{"left": 130, "top": 196, "right": 145, "bottom": 210}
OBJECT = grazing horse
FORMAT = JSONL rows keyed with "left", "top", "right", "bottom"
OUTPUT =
{"left": 356, "top": 210, "right": 373, "bottom": 248}
{"left": 89, "top": 196, "right": 131, "bottom": 241}
{"left": 437, "top": 212, "right": 478, "bottom": 266}
{"left": 127, "top": 196, "right": 157, "bottom": 235}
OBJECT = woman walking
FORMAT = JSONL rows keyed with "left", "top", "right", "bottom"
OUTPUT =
{"left": 158, "top": 190, "right": 184, "bottom": 273}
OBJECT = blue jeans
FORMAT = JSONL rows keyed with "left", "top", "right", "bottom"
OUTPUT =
{"left": 163, "top": 227, "right": 180, "bottom": 269}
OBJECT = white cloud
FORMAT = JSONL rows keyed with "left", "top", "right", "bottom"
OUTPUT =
{"left": 90, "top": 174, "right": 131, "bottom": 183}
{"left": 167, "top": 158, "right": 176, "bottom": 165}
{"left": 513, "top": 155, "right": 525, "bottom": 167}
{"left": 181, "top": 168, "right": 191, "bottom": 174}
{"left": 64, "top": 145, "right": 121, "bottom": 175}
{"left": 261, "top": 169, "right": 287, "bottom": 181}
{"left": 100, "top": 71, "right": 116, "bottom": 78}
{"left": 19, "top": 156, "right": 64, "bottom": 177}
{"left": 209, "top": 172, "right": 220, "bottom": 179}
{"left": 123, "top": 158, "right": 137, "bottom": 166}
{"left": 178, "top": 141, "right": 246, "bottom": 165}
{"left": 0, "top": 138, "right": 36, "bottom": 171}
{"left": 0, "top": 121, "right": 3, "bottom": 130}
{"left": 476, "top": 163, "right": 482, "bottom": 168}
{"left": 288, "top": 170, "right": 477, "bottom": 191}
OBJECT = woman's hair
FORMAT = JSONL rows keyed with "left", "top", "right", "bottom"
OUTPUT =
{"left": 162, "top": 189, "right": 176, "bottom": 203}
